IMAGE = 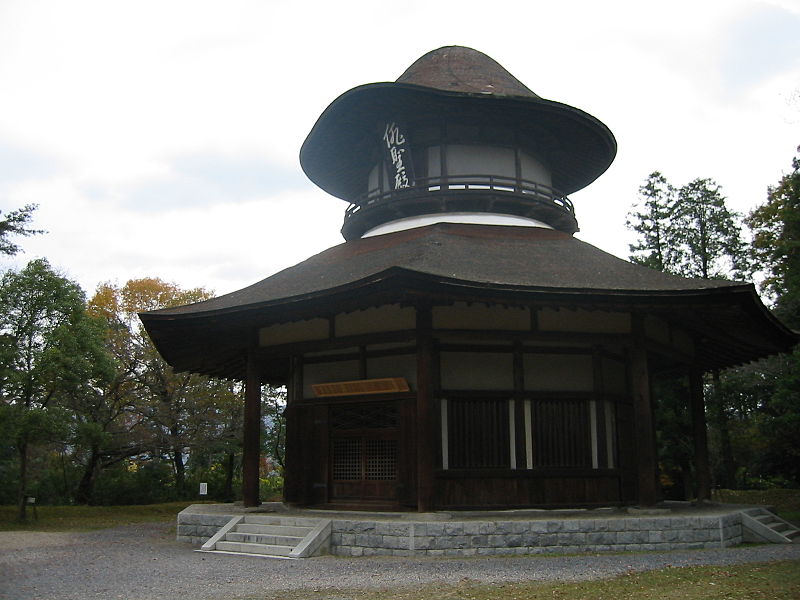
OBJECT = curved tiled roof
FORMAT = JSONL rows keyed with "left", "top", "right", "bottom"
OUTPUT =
{"left": 140, "top": 224, "right": 796, "bottom": 379}
{"left": 299, "top": 46, "right": 617, "bottom": 202}
{"left": 148, "top": 224, "right": 741, "bottom": 317}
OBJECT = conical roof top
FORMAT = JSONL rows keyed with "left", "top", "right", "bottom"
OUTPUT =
{"left": 300, "top": 46, "right": 617, "bottom": 204}
{"left": 395, "top": 46, "right": 539, "bottom": 97}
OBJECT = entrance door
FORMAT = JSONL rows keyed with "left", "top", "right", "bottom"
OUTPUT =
{"left": 329, "top": 401, "right": 399, "bottom": 503}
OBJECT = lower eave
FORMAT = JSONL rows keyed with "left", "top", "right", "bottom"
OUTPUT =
{"left": 140, "top": 268, "right": 797, "bottom": 381}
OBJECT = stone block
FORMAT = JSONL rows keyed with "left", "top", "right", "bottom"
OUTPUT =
{"left": 382, "top": 535, "right": 408, "bottom": 550}
{"left": 663, "top": 529, "right": 680, "bottom": 542}
{"left": 693, "top": 529, "right": 711, "bottom": 542}
{"left": 470, "top": 535, "right": 488, "bottom": 547}
{"left": 461, "top": 522, "right": 484, "bottom": 535}
{"left": 593, "top": 519, "right": 612, "bottom": 532}
{"left": 377, "top": 522, "right": 409, "bottom": 536}
{"left": 477, "top": 521, "right": 497, "bottom": 534}
{"left": 522, "top": 533, "right": 542, "bottom": 546}
{"left": 486, "top": 534, "right": 503, "bottom": 547}
{"left": 444, "top": 522, "right": 466, "bottom": 536}
{"left": 540, "top": 534, "right": 559, "bottom": 546}
{"left": 648, "top": 530, "right": 664, "bottom": 543}
{"left": 588, "top": 532, "right": 616, "bottom": 545}
{"left": 670, "top": 517, "right": 691, "bottom": 529}
{"left": 546, "top": 521, "right": 564, "bottom": 533}
{"left": 351, "top": 521, "right": 377, "bottom": 533}
{"left": 677, "top": 529, "right": 694, "bottom": 542}
{"left": 528, "top": 521, "right": 549, "bottom": 534}
{"left": 563, "top": 520, "right": 584, "bottom": 532}
{"left": 495, "top": 521, "right": 515, "bottom": 535}
{"left": 354, "top": 533, "right": 378, "bottom": 546}
{"left": 414, "top": 536, "right": 435, "bottom": 550}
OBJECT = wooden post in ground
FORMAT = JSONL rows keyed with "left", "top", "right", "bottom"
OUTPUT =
{"left": 416, "top": 304, "right": 435, "bottom": 512}
{"left": 689, "top": 369, "right": 712, "bottom": 502}
{"left": 242, "top": 352, "right": 262, "bottom": 507}
{"left": 631, "top": 318, "right": 657, "bottom": 506}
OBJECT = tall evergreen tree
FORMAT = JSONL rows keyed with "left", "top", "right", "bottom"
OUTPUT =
{"left": 743, "top": 147, "right": 800, "bottom": 486}
{"left": 626, "top": 172, "right": 752, "bottom": 494}
{"left": 668, "top": 178, "right": 749, "bottom": 280}
{"left": 0, "top": 204, "right": 43, "bottom": 256}
{"left": 747, "top": 147, "right": 800, "bottom": 327}
{"left": 626, "top": 172, "right": 674, "bottom": 271}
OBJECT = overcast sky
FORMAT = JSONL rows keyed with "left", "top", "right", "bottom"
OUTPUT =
{"left": 1, "top": 0, "right": 798, "bottom": 299}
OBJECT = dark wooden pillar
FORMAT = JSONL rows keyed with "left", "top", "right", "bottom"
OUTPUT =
{"left": 283, "top": 356, "right": 303, "bottom": 505}
{"left": 630, "top": 324, "right": 657, "bottom": 506}
{"left": 689, "top": 369, "right": 711, "bottom": 502}
{"left": 242, "top": 352, "right": 262, "bottom": 507}
{"left": 416, "top": 305, "right": 435, "bottom": 512}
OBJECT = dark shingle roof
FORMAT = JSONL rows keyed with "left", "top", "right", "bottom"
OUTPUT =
{"left": 140, "top": 224, "right": 796, "bottom": 378}
{"left": 148, "top": 224, "right": 740, "bottom": 318}
{"left": 299, "top": 46, "right": 617, "bottom": 201}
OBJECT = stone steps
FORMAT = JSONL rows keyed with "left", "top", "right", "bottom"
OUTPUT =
{"left": 199, "top": 515, "right": 332, "bottom": 559}
{"left": 741, "top": 507, "right": 800, "bottom": 544}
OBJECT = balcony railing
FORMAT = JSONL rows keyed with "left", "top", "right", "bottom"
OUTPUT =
{"left": 344, "top": 174, "right": 574, "bottom": 222}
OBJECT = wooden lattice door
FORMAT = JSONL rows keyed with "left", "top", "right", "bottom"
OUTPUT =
{"left": 329, "top": 401, "right": 398, "bottom": 502}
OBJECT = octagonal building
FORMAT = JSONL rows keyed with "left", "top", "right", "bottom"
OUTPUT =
{"left": 141, "top": 47, "right": 796, "bottom": 511}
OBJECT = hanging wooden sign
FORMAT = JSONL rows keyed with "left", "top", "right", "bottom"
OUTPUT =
{"left": 382, "top": 121, "right": 415, "bottom": 190}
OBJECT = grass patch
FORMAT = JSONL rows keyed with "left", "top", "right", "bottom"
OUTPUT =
{"left": 0, "top": 501, "right": 194, "bottom": 532}
{"left": 712, "top": 488, "right": 800, "bottom": 511}
{"left": 256, "top": 560, "right": 800, "bottom": 600}
{"left": 712, "top": 488, "right": 800, "bottom": 525}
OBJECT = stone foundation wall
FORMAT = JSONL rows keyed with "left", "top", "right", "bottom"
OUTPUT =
{"left": 330, "top": 513, "right": 743, "bottom": 557}
{"left": 177, "top": 505, "right": 743, "bottom": 557}
{"left": 176, "top": 512, "right": 232, "bottom": 545}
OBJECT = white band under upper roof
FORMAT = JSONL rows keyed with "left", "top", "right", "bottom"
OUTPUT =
{"left": 362, "top": 212, "right": 553, "bottom": 238}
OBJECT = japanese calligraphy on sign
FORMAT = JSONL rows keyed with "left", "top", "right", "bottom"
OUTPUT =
{"left": 382, "top": 122, "right": 415, "bottom": 190}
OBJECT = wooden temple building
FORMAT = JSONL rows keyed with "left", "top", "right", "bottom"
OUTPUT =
{"left": 140, "top": 46, "right": 797, "bottom": 512}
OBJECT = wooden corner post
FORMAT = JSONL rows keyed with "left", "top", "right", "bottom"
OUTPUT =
{"left": 242, "top": 352, "right": 262, "bottom": 507}
{"left": 689, "top": 368, "right": 711, "bottom": 502}
{"left": 631, "top": 317, "right": 658, "bottom": 506}
{"left": 416, "top": 304, "right": 435, "bottom": 512}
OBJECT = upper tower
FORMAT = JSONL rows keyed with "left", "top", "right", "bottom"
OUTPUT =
{"left": 300, "top": 46, "right": 617, "bottom": 240}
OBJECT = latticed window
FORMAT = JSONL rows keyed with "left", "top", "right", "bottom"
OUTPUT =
{"left": 332, "top": 438, "right": 398, "bottom": 481}
{"left": 330, "top": 402, "right": 398, "bottom": 482}
{"left": 365, "top": 439, "right": 397, "bottom": 480}
{"left": 332, "top": 438, "right": 362, "bottom": 480}
{"left": 330, "top": 402, "right": 398, "bottom": 430}
{"left": 446, "top": 398, "right": 510, "bottom": 469}
{"left": 531, "top": 398, "right": 592, "bottom": 468}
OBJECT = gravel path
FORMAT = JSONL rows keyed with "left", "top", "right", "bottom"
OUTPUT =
{"left": 2, "top": 522, "right": 799, "bottom": 600}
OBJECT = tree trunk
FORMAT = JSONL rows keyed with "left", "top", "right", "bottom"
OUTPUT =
{"left": 16, "top": 438, "right": 28, "bottom": 521}
{"left": 172, "top": 446, "right": 186, "bottom": 497}
{"left": 711, "top": 371, "right": 736, "bottom": 488}
{"left": 223, "top": 451, "right": 235, "bottom": 502}
{"left": 75, "top": 445, "right": 101, "bottom": 505}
